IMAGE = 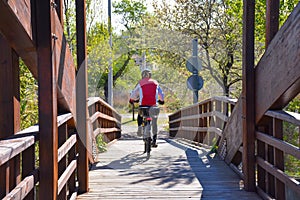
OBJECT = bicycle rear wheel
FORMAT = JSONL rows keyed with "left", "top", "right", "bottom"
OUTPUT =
{"left": 143, "top": 121, "right": 152, "bottom": 155}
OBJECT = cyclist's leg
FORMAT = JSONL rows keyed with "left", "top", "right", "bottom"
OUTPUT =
{"left": 151, "top": 107, "right": 160, "bottom": 147}
{"left": 137, "top": 113, "right": 143, "bottom": 136}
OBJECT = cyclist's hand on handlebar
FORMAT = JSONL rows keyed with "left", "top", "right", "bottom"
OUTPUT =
{"left": 158, "top": 100, "right": 164, "bottom": 105}
{"left": 129, "top": 99, "right": 139, "bottom": 104}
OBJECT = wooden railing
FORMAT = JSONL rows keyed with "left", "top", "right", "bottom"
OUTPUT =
{"left": 255, "top": 110, "right": 300, "bottom": 199}
{"left": 87, "top": 97, "right": 122, "bottom": 162}
{"left": 0, "top": 97, "right": 122, "bottom": 199}
{"left": 170, "top": 96, "right": 300, "bottom": 199}
{"left": 169, "top": 96, "right": 237, "bottom": 146}
{"left": 221, "top": 108, "right": 300, "bottom": 199}
{"left": 0, "top": 114, "right": 77, "bottom": 200}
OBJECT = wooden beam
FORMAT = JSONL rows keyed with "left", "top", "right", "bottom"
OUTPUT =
{"left": 0, "top": 0, "right": 37, "bottom": 77}
{"left": 52, "top": 19, "right": 76, "bottom": 114}
{"left": 255, "top": 4, "right": 300, "bottom": 122}
{"left": 0, "top": 35, "right": 19, "bottom": 139}
{"left": 0, "top": 0, "right": 76, "bottom": 115}
{"left": 76, "top": 0, "right": 88, "bottom": 194}
{"left": 35, "top": 1, "right": 58, "bottom": 199}
{"left": 0, "top": 34, "right": 21, "bottom": 195}
{"left": 242, "top": 0, "right": 256, "bottom": 192}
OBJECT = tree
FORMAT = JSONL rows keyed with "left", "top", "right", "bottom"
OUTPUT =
{"left": 153, "top": 0, "right": 243, "bottom": 97}
{"left": 92, "top": 0, "right": 148, "bottom": 101}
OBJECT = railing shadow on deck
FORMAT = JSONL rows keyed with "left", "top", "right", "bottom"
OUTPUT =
{"left": 169, "top": 96, "right": 300, "bottom": 199}
{"left": 87, "top": 133, "right": 260, "bottom": 199}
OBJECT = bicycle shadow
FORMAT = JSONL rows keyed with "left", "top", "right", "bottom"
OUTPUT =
{"left": 91, "top": 151, "right": 150, "bottom": 171}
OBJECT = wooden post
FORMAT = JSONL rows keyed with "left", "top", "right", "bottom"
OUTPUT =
{"left": 257, "top": 123, "right": 266, "bottom": 192}
{"left": 22, "top": 146, "right": 35, "bottom": 200}
{"left": 266, "top": 0, "right": 279, "bottom": 47}
{"left": 273, "top": 118, "right": 285, "bottom": 199}
{"left": 68, "top": 132, "right": 77, "bottom": 198}
{"left": 242, "top": 0, "right": 256, "bottom": 191}
{"left": 76, "top": 0, "right": 89, "bottom": 193}
{"left": 58, "top": 124, "right": 67, "bottom": 199}
{"left": 0, "top": 35, "right": 20, "bottom": 197}
{"left": 265, "top": 117, "right": 275, "bottom": 196}
{"left": 35, "top": 1, "right": 58, "bottom": 199}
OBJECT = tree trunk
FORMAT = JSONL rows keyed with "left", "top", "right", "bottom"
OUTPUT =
{"left": 103, "top": 51, "right": 133, "bottom": 102}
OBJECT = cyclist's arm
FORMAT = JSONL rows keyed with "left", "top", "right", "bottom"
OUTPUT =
{"left": 157, "top": 85, "right": 165, "bottom": 105}
{"left": 157, "top": 85, "right": 164, "bottom": 101}
{"left": 129, "top": 84, "right": 140, "bottom": 103}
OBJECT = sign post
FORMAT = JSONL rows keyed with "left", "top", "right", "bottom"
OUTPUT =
{"left": 186, "top": 38, "right": 203, "bottom": 104}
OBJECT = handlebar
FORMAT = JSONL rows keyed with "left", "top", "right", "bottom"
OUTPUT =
{"left": 158, "top": 100, "right": 164, "bottom": 105}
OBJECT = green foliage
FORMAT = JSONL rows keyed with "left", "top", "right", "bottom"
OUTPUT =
{"left": 20, "top": 61, "right": 38, "bottom": 129}
{"left": 63, "top": 0, "right": 77, "bottom": 55}
{"left": 254, "top": 0, "right": 298, "bottom": 62}
{"left": 153, "top": 0, "right": 243, "bottom": 97}
{"left": 113, "top": 0, "right": 147, "bottom": 30}
{"left": 283, "top": 121, "right": 300, "bottom": 178}
{"left": 279, "top": 0, "right": 299, "bottom": 26}
{"left": 284, "top": 96, "right": 300, "bottom": 178}
{"left": 286, "top": 97, "right": 300, "bottom": 113}
{"left": 164, "top": 94, "right": 182, "bottom": 112}
{"left": 96, "top": 134, "right": 107, "bottom": 153}
{"left": 87, "top": 23, "right": 111, "bottom": 98}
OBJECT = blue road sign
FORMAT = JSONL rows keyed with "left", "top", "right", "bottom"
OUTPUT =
{"left": 187, "top": 75, "right": 204, "bottom": 91}
{"left": 186, "top": 56, "right": 202, "bottom": 73}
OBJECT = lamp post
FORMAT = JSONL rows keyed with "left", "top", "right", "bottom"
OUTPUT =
{"left": 108, "top": 0, "right": 113, "bottom": 105}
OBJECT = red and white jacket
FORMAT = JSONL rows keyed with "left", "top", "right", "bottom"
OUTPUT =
{"left": 130, "top": 78, "right": 164, "bottom": 106}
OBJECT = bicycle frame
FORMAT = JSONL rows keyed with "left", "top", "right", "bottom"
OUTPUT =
{"left": 138, "top": 106, "right": 160, "bottom": 158}
{"left": 138, "top": 107, "right": 152, "bottom": 156}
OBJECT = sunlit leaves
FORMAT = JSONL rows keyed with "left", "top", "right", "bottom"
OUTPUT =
{"left": 20, "top": 61, "right": 38, "bottom": 129}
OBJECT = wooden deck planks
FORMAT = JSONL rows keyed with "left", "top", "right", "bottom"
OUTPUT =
{"left": 77, "top": 127, "right": 261, "bottom": 200}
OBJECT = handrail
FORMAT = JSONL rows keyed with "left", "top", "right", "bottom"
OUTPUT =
{"left": 0, "top": 113, "right": 76, "bottom": 200}
{"left": 255, "top": 109, "right": 300, "bottom": 198}
{"left": 87, "top": 97, "right": 122, "bottom": 162}
{"left": 169, "top": 96, "right": 300, "bottom": 198}
{"left": 169, "top": 96, "right": 236, "bottom": 146}
{"left": 3, "top": 169, "right": 39, "bottom": 200}
{"left": 58, "top": 134, "right": 77, "bottom": 162}
{"left": 0, "top": 135, "right": 35, "bottom": 166}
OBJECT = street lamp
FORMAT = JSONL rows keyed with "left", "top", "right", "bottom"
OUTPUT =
{"left": 108, "top": 0, "right": 113, "bottom": 106}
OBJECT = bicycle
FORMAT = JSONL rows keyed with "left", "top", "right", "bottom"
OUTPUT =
{"left": 138, "top": 106, "right": 160, "bottom": 158}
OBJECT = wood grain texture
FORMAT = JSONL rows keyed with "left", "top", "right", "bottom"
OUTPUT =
{"left": 0, "top": 0, "right": 76, "bottom": 115}
{"left": 77, "top": 128, "right": 261, "bottom": 200}
{"left": 255, "top": 3, "right": 300, "bottom": 122}
{"left": 218, "top": 97, "right": 243, "bottom": 165}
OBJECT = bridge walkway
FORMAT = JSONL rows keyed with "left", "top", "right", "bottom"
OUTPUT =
{"left": 77, "top": 123, "right": 261, "bottom": 200}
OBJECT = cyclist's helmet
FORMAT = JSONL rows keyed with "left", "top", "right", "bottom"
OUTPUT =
{"left": 141, "top": 68, "right": 151, "bottom": 78}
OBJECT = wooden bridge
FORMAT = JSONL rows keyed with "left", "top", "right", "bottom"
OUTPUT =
{"left": 0, "top": 0, "right": 300, "bottom": 200}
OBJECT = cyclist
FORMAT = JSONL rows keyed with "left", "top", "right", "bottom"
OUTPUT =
{"left": 129, "top": 68, "right": 164, "bottom": 148}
